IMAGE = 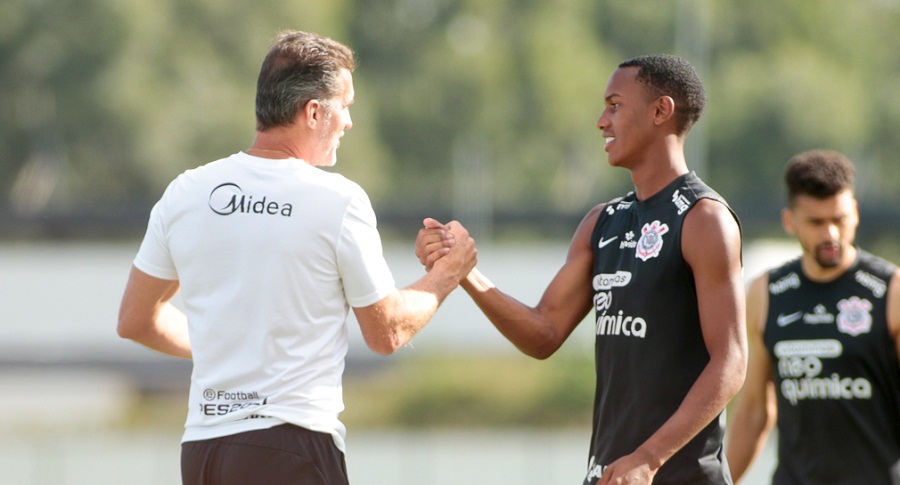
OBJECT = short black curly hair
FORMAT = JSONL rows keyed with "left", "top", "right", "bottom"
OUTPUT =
{"left": 784, "top": 150, "right": 856, "bottom": 206}
{"left": 619, "top": 54, "right": 706, "bottom": 136}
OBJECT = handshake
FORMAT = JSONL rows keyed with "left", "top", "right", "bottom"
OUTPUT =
{"left": 415, "top": 217, "right": 478, "bottom": 281}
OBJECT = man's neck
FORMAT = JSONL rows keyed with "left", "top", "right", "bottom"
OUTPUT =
{"left": 247, "top": 127, "right": 306, "bottom": 160}
{"left": 628, "top": 135, "right": 688, "bottom": 201}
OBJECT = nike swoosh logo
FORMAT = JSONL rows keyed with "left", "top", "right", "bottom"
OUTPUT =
{"left": 777, "top": 312, "right": 803, "bottom": 327}
{"left": 598, "top": 237, "right": 618, "bottom": 249}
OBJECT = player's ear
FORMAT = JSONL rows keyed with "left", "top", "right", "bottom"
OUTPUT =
{"left": 653, "top": 96, "right": 676, "bottom": 126}
{"left": 300, "top": 99, "right": 321, "bottom": 128}
{"left": 781, "top": 207, "right": 796, "bottom": 235}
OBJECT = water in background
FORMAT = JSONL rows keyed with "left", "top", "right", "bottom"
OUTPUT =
{"left": 0, "top": 240, "right": 790, "bottom": 484}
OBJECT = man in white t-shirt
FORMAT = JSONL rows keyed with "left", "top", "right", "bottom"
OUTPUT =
{"left": 117, "top": 30, "right": 476, "bottom": 485}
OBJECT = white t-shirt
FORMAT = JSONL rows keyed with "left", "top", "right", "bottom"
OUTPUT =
{"left": 133, "top": 152, "right": 396, "bottom": 451}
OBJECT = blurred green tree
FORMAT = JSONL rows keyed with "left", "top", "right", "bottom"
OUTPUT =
{"left": 2, "top": 0, "right": 899, "bottom": 242}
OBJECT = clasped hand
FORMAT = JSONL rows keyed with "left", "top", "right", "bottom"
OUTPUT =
{"left": 415, "top": 217, "right": 477, "bottom": 279}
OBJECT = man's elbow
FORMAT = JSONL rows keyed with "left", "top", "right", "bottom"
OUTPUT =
{"left": 521, "top": 342, "right": 558, "bottom": 361}
{"left": 117, "top": 310, "right": 145, "bottom": 342}
{"left": 725, "top": 351, "right": 749, "bottom": 397}
{"left": 366, "top": 341, "right": 396, "bottom": 356}
{"left": 514, "top": 326, "right": 564, "bottom": 360}
{"left": 363, "top": 332, "right": 404, "bottom": 356}
{"left": 117, "top": 319, "right": 136, "bottom": 341}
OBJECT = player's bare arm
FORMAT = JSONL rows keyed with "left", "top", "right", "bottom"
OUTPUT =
{"left": 463, "top": 205, "right": 599, "bottom": 359}
{"left": 888, "top": 269, "right": 900, "bottom": 363}
{"left": 356, "top": 221, "right": 477, "bottom": 355}
{"left": 416, "top": 206, "right": 601, "bottom": 359}
{"left": 726, "top": 273, "right": 778, "bottom": 483}
{"left": 602, "top": 199, "right": 747, "bottom": 483}
{"left": 118, "top": 266, "right": 191, "bottom": 359}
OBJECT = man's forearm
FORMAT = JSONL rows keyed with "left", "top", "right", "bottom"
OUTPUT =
{"left": 122, "top": 303, "right": 192, "bottom": 359}
{"left": 461, "top": 269, "right": 560, "bottom": 359}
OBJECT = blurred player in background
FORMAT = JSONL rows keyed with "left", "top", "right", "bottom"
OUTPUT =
{"left": 726, "top": 149, "right": 900, "bottom": 484}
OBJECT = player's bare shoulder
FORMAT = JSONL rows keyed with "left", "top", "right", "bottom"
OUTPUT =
{"left": 584, "top": 202, "right": 607, "bottom": 226}
{"left": 746, "top": 271, "right": 771, "bottom": 333}
{"left": 682, "top": 198, "right": 742, "bottom": 264}
{"left": 684, "top": 198, "right": 738, "bottom": 233}
{"left": 887, "top": 266, "right": 900, "bottom": 340}
{"left": 562, "top": 203, "right": 607, "bottom": 263}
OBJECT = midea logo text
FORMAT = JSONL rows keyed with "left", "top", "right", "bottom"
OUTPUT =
{"left": 208, "top": 182, "right": 293, "bottom": 217}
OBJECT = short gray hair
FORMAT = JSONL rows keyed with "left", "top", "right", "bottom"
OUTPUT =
{"left": 255, "top": 31, "right": 356, "bottom": 131}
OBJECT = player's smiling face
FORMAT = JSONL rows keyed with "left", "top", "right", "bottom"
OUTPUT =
{"left": 596, "top": 67, "right": 656, "bottom": 168}
{"left": 783, "top": 189, "right": 859, "bottom": 272}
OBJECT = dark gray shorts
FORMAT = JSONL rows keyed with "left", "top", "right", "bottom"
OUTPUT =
{"left": 181, "top": 424, "right": 349, "bottom": 485}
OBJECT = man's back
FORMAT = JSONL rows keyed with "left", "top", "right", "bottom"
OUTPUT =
{"left": 134, "top": 152, "right": 396, "bottom": 450}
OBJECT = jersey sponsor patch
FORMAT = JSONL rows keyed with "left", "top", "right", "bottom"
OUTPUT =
{"left": 804, "top": 304, "right": 835, "bottom": 325}
{"left": 671, "top": 189, "right": 690, "bottom": 215}
{"left": 592, "top": 271, "right": 632, "bottom": 291}
{"left": 586, "top": 456, "right": 606, "bottom": 482}
{"left": 595, "top": 309, "right": 648, "bottom": 338}
{"left": 774, "top": 339, "right": 843, "bottom": 359}
{"left": 773, "top": 339, "right": 872, "bottom": 405}
{"left": 619, "top": 231, "right": 637, "bottom": 250}
{"left": 635, "top": 220, "right": 668, "bottom": 261}
{"left": 208, "top": 182, "right": 294, "bottom": 217}
{"left": 854, "top": 270, "right": 888, "bottom": 298}
{"left": 836, "top": 296, "right": 874, "bottom": 336}
{"left": 199, "top": 388, "right": 270, "bottom": 417}
{"left": 769, "top": 272, "right": 801, "bottom": 295}
{"left": 604, "top": 196, "right": 631, "bottom": 216}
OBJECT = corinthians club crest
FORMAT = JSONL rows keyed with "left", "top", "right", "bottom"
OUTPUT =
{"left": 635, "top": 220, "right": 669, "bottom": 261}
{"left": 836, "top": 296, "right": 873, "bottom": 336}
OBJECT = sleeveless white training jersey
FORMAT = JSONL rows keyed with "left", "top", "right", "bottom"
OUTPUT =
{"left": 133, "top": 152, "right": 396, "bottom": 452}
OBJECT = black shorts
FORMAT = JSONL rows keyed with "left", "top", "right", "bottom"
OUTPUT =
{"left": 181, "top": 424, "right": 349, "bottom": 485}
